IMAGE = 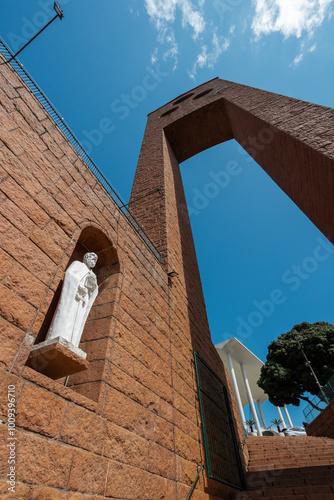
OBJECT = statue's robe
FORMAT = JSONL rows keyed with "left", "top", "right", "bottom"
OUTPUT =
{"left": 46, "top": 260, "right": 98, "bottom": 347}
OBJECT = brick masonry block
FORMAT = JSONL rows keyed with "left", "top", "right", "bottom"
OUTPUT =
{"left": 67, "top": 449, "right": 109, "bottom": 495}
{"left": 159, "top": 399, "right": 174, "bottom": 423}
{"left": 17, "top": 432, "right": 74, "bottom": 488}
{"left": 43, "top": 219, "right": 70, "bottom": 250}
{"left": 3, "top": 261, "right": 47, "bottom": 308}
{"left": 0, "top": 283, "right": 36, "bottom": 331}
{"left": 113, "top": 322, "right": 143, "bottom": 360}
{"left": 0, "top": 226, "right": 57, "bottom": 285}
{"left": 0, "top": 478, "right": 32, "bottom": 498}
{"left": 154, "top": 414, "right": 174, "bottom": 450}
{"left": 176, "top": 456, "right": 199, "bottom": 486}
{"left": 29, "top": 485, "right": 67, "bottom": 499}
{"left": 307, "top": 399, "right": 334, "bottom": 439}
{"left": 81, "top": 337, "right": 112, "bottom": 362}
{"left": 0, "top": 316, "right": 26, "bottom": 369}
{"left": 0, "top": 146, "right": 42, "bottom": 197}
{"left": 81, "top": 316, "right": 115, "bottom": 342}
{"left": 103, "top": 386, "right": 138, "bottom": 432}
{"left": 174, "top": 427, "right": 201, "bottom": 463}
{"left": 0, "top": 367, "right": 24, "bottom": 420}
{"left": 16, "top": 382, "right": 65, "bottom": 438}
{"left": 0, "top": 196, "right": 36, "bottom": 236}
{"left": 67, "top": 359, "right": 107, "bottom": 386}
{"left": 104, "top": 421, "right": 148, "bottom": 469}
{"left": 30, "top": 226, "right": 64, "bottom": 263}
{"left": 35, "top": 190, "right": 76, "bottom": 236}
{"left": 148, "top": 441, "right": 176, "bottom": 480}
{"left": 0, "top": 247, "right": 14, "bottom": 280}
{"left": 0, "top": 174, "right": 50, "bottom": 229}
{"left": 60, "top": 403, "right": 106, "bottom": 454}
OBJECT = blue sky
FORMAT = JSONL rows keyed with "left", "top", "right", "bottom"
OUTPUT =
{"left": 1, "top": 0, "right": 334, "bottom": 427}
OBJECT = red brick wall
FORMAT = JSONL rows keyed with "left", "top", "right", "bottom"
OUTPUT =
{"left": 2, "top": 53, "right": 334, "bottom": 498}
{"left": 306, "top": 399, "right": 334, "bottom": 439}
{"left": 0, "top": 56, "right": 246, "bottom": 498}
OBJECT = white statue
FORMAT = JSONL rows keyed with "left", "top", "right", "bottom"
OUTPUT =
{"left": 46, "top": 252, "right": 98, "bottom": 348}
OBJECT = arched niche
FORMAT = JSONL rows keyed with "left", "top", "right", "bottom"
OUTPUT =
{"left": 65, "top": 226, "right": 121, "bottom": 402}
{"left": 32, "top": 226, "right": 121, "bottom": 403}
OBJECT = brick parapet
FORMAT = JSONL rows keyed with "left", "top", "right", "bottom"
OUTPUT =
{"left": 306, "top": 399, "right": 334, "bottom": 439}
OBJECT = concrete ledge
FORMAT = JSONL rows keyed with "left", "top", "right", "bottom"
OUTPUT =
{"left": 26, "top": 337, "right": 89, "bottom": 379}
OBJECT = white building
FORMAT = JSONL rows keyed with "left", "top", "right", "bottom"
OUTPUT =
{"left": 215, "top": 338, "right": 293, "bottom": 436}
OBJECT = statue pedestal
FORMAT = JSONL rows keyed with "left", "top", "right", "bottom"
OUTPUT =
{"left": 26, "top": 336, "right": 89, "bottom": 380}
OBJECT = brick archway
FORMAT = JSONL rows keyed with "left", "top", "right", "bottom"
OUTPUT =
{"left": 130, "top": 78, "right": 334, "bottom": 268}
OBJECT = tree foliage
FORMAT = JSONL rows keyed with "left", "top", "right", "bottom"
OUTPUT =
{"left": 258, "top": 322, "right": 334, "bottom": 409}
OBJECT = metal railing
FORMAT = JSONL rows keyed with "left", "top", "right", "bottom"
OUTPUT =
{"left": 303, "top": 373, "right": 334, "bottom": 423}
{"left": 0, "top": 36, "right": 161, "bottom": 263}
{"left": 185, "top": 465, "right": 205, "bottom": 500}
{"left": 194, "top": 351, "right": 246, "bottom": 491}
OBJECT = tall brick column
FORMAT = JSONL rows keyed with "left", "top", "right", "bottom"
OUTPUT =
{"left": 129, "top": 78, "right": 334, "bottom": 495}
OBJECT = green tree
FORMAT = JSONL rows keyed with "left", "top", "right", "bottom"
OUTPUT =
{"left": 258, "top": 322, "right": 334, "bottom": 411}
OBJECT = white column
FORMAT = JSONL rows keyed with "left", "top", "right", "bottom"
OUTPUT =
{"left": 257, "top": 401, "right": 267, "bottom": 429}
{"left": 227, "top": 353, "right": 247, "bottom": 432}
{"left": 276, "top": 407, "right": 287, "bottom": 429}
{"left": 284, "top": 405, "right": 293, "bottom": 427}
{"left": 240, "top": 363, "right": 262, "bottom": 436}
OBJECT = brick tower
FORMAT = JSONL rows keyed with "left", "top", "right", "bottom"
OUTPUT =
{"left": 1, "top": 47, "right": 334, "bottom": 499}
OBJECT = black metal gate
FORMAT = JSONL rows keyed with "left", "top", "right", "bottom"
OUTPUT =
{"left": 194, "top": 351, "right": 245, "bottom": 490}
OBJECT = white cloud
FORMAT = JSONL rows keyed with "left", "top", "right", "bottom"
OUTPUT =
{"left": 129, "top": 6, "right": 140, "bottom": 18}
{"left": 144, "top": 0, "right": 233, "bottom": 75}
{"left": 291, "top": 42, "right": 318, "bottom": 66}
{"left": 145, "top": 0, "right": 206, "bottom": 68}
{"left": 293, "top": 53, "right": 304, "bottom": 65}
{"left": 162, "top": 27, "right": 179, "bottom": 70}
{"left": 252, "top": 0, "right": 333, "bottom": 39}
{"left": 145, "top": 0, "right": 206, "bottom": 38}
{"left": 151, "top": 47, "right": 159, "bottom": 64}
{"left": 189, "top": 31, "right": 230, "bottom": 79}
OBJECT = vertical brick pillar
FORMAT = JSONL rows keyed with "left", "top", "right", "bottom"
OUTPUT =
{"left": 129, "top": 79, "right": 334, "bottom": 481}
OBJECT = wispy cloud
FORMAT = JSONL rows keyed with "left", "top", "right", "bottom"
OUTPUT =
{"left": 145, "top": 0, "right": 206, "bottom": 69}
{"left": 189, "top": 31, "right": 230, "bottom": 79}
{"left": 293, "top": 52, "right": 304, "bottom": 65}
{"left": 252, "top": 0, "right": 333, "bottom": 39}
{"left": 291, "top": 42, "right": 318, "bottom": 67}
{"left": 144, "top": 0, "right": 233, "bottom": 76}
{"left": 150, "top": 47, "right": 158, "bottom": 65}
{"left": 145, "top": 0, "right": 206, "bottom": 38}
